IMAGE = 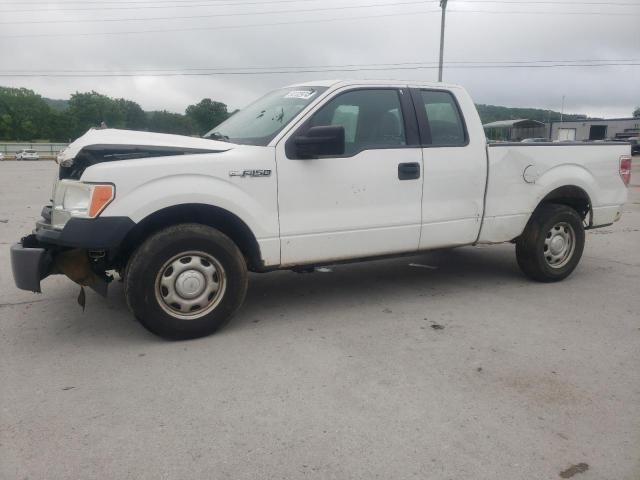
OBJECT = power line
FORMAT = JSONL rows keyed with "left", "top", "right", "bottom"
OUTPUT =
{"left": 6, "top": 0, "right": 637, "bottom": 13}
{"left": 0, "top": 0, "right": 347, "bottom": 14}
{"left": 0, "top": 0, "right": 428, "bottom": 25}
{"left": 0, "top": 8, "right": 439, "bottom": 38}
{"left": 2, "top": 5, "right": 636, "bottom": 40}
{"left": 5, "top": 0, "right": 638, "bottom": 4}
{"left": 2, "top": 0, "right": 321, "bottom": 4}
{"left": 449, "top": 8, "right": 637, "bottom": 15}
{"left": 457, "top": 0, "right": 638, "bottom": 4}
{"left": 1, "top": 62, "right": 637, "bottom": 78}
{"left": 6, "top": 58, "right": 637, "bottom": 74}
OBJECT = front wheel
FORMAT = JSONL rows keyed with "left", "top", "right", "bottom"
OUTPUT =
{"left": 125, "top": 223, "right": 248, "bottom": 339}
{"left": 516, "top": 204, "right": 585, "bottom": 282}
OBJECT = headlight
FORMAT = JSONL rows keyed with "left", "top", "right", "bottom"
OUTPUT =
{"left": 52, "top": 181, "right": 115, "bottom": 228}
{"left": 62, "top": 182, "right": 91, "bottom": 214}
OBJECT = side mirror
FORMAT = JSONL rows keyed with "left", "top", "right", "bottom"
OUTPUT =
{"left": 293, "top": 125, "right": 345, "bottom": 158}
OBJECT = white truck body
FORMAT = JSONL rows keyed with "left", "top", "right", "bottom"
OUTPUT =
{"left": 11, "top": 79, "right": 631, "bottom": 339}
{"left": 66, "top": 80, "right": 627, "bottom": 267}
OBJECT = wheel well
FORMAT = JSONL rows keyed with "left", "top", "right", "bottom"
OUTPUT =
{"left": 116, "top": 204, "right": 263, "bottom": 271}
{"left": 537, "top": 186, "right": 592, "bottom": 224}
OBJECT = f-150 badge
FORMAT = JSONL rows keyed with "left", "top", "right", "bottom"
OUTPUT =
{"left": 229, "top": 169, "right": 272, "bottom": 178}
{"left": 229, "top": 170, "right": 271, "bottom": 177}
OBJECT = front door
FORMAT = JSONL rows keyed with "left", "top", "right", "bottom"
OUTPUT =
{"left": 275, "top": 87, "right": 423, "bottom": 265}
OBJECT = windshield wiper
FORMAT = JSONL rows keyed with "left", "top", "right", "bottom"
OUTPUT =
{"left": 206, "top": 131, "right": 230, "bottom": 142}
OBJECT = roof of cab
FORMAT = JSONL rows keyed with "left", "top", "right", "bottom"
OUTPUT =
{"left": 286, "top": 79, "right": 464, "bottom": 90}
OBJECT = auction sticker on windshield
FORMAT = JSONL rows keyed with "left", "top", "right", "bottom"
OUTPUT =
{"left": 284, "top": 89, "right": 316, "bottom": 100}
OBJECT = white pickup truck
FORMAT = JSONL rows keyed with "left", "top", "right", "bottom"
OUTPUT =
{"left": 11, "top": 80, "right": 631, "bottom": 339}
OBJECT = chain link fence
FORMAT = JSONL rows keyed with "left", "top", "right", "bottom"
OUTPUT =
{"left": 0, "top": 143, "right": 68, "bottom": 160}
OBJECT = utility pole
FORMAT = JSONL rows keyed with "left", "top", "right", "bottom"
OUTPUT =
{"left": 438, "top": 0, "right": 448, "bottom": 82}
{"left": 560, "top": 95, "right": 565, "bottom": 124}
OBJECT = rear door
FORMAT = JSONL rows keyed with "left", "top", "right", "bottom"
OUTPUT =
{"left": 275, "top": 86, "right": 423, "bottom": 265}
{"left": 410, "top": 87, "right": 487, "bottom": 249}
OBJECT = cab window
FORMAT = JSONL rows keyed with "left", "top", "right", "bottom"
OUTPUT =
{"left": 308, "top": 89, "right": 407, "bottom": 155}
{"left": 419, "top": 90, "right": 466, "bottom": 146}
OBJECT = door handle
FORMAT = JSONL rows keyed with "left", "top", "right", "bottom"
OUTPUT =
{"left": 398, "top": 162, "right": 420, "bottom": 180}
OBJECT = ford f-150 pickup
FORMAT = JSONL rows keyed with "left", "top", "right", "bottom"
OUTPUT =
{"left": 10, "top": 80, "right": 632, "bottom": 339}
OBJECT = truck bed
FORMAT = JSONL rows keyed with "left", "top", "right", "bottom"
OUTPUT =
{"left": 479, "top": 142, "right": 630, "bottom": 243}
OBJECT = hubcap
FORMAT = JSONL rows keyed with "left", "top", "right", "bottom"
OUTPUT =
{"left": 543, "top": 222, "right": 576, "bottom": 269}
{"left": 175, "top": 270, "right": 206, "bottom": 298}
{"left": 155, "top": 251, "right": 226, "bottom": 320}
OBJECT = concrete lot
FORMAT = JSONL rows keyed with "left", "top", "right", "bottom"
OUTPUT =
{"left": 1, "top": 160, "right": 639, "bottom": 480}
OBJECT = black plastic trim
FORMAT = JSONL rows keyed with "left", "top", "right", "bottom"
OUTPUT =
{"left": 398, "top": 88, "right": 421, "bottom": 146}
{"left": 60, "top": 144, "right": 226, "bottom": 180}
{"left": 81, "top": 143, "right": 223, "bottom": 157}
{"left": 35, "top": 216, "right": 136, "bottom": 249}
{"left": 398, "top": 162, "right": 421, "bottom": 180}
{"left": 40, "top": 205, "right": 52, "bottom": 222}
{"left": 10, "top": 240, "right": 53, "bottom": 293}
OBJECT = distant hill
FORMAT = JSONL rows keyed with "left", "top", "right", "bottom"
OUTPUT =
{"left": 475, "top": 104, "right": 597, "bottom": 125}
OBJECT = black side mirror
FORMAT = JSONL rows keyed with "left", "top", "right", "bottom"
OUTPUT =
{"left": 293, "top": 125, "right": 345, "bottom": 158}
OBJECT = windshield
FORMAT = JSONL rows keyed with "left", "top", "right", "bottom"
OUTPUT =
{"left": 25, "top": 150, "right": 36, "bottom": 153}
{"left": 204, "top": 86, "right": 328, "bottom": 146}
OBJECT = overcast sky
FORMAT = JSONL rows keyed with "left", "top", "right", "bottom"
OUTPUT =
{"left": 1, "top": 0, "right": 639, "bottom": 118}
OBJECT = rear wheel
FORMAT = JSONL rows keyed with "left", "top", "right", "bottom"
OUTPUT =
{"left": 516, "top": 204, "right": 585, "bottom": 282}
{"left": 125, "top": 223, "right": 248, "bottom": 339}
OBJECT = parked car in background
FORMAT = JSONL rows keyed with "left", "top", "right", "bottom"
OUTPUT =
{"left": 15, "top": 149, "right": 40, "bottom": 161}
{"left": 628, "top": 137, "right": 640, "bottom": 155}
{"left": 521, "top": 137, "right": 548, "bottom": 143}
{"left": 0, "top": 152, "right": 4, "bottom": 161}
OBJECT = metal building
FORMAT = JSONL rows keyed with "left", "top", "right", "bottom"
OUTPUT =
{"left": 550, "top": 118, "right": 640, "bottom": 141}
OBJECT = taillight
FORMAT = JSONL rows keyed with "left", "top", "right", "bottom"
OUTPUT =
{"left": 619, "top": 155, "right": 631, "bottom": 186}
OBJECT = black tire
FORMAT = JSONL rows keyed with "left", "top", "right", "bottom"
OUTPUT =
{"left": 516, "top": 204, "right": 585, "bottom": 282}
{"left": 124, "top": 223, "right": 248, "bottom": 340}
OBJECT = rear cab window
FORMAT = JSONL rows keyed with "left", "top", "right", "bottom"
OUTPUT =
{"left": 413, "top": 89, "right": 468, "bottom": 147}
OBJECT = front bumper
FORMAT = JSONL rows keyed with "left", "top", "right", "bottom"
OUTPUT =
{"left": 10, "top": 239, "right": 53, "bottom": 293}
{"left": 10, "top": 207, "right": 135, "bottom": 293}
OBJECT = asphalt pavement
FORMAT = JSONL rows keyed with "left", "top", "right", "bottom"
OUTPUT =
{"left": 1, "top": 160, "right": 639, "bottom": 480}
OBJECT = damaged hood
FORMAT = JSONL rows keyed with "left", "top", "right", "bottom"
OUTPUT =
{"left": 58, "top": 128, "right": 233, "bottom": 163}
{"left": 58, "top": 128, "right": 234, "bottom": 179}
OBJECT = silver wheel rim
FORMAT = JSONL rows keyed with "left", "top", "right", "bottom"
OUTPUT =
{"left": 543, "top": 222, "right": 576, "bottom": 269}
{"left": 155, "top": 251, "right": 226, "bottom": 320}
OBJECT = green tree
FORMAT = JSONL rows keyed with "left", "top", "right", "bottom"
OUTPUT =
{"left": 116, "top": 98, "right": 147, "bottom": 130}
{"left": 47, "top": 110, "right": 74, "bottom": 143}
{"left": 633, "top": 107, "right": 640, "bottom": 118}
{"left": 0, "top": 87, "right": 55, "bottom": 141}
{"left": 147, "top": 110, "right": 194, "bottom": 136}
{"left": 67, "top": 91, "right": 126, "bottom": 138}
{"left": 185, "top": 98, "right": 229, "bottom": 136}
